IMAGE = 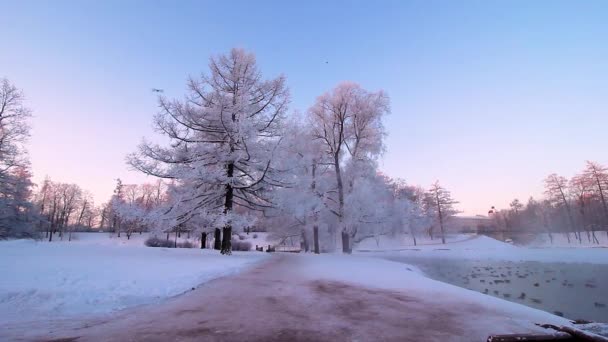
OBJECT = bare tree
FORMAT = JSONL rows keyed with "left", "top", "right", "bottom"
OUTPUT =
{"left": 427, "top": 181, "right": 458, "bottom": 244}
{"left": 570, "top": 174, "right": 600, "bottom": 244}
{"left": 544, "top": 173, "right": 578, "bottom": 242}
{"left": 583, "top": 161, "right": 608, "bottom": 237}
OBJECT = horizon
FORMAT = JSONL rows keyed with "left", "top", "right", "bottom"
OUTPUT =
{"left": 2, "top": 1, "right": 607, "bottom": 215}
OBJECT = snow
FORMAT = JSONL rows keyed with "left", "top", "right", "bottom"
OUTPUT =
{"left": 355, "top": 233, "right": 476, "bottom": 251}
{"left": 357, "top": 233, "right": 608, "bottom": 264}
{"left": 0, "top": 233, "right": 268, "bottom": 325}
{"left": 293, "top": 254, "right": 572, "bottom": 329}
{"left": 2, "top": 232, "right": 605, "bottom": 340}
{"left": 526, "top": 232, "right": 608, "bottom": 248}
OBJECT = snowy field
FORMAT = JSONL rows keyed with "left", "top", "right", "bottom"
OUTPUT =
{"left": 2, "top": 232, "right": 607, "bottom": 340}
{"left": 0, "top": 233, "right": 268, "bottom": 326}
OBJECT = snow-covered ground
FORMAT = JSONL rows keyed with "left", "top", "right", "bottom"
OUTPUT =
{"left": 5, "top": 252, "right": 581, "bottom": 342}
{"left": 293, "top": 254, "right": 572, "bottom": 327}
{"left": 355, "top": 232, "right": 475, "bottom": 250}
{"left": 356, "top": 233, "right": 608, "bottom": 264}
{"left": 2, "top": 232, "right": 607, "bottom": 340}
{"left": 527, "top": 232, "right": 608, "bottom": 248}
{"left": 0, "top": 233, "right": 268, "bottom": 326}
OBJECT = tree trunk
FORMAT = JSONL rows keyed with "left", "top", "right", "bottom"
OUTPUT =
{"left": 435, "top": 192, "right": 446, "bottom": 244}
{"left": 334, "top": 153, "right": 345, "bottom": 252}
{"left": 174, "top": 230, "right": 178, "bottom": 248}
{"left": 410, "top": 225, "right": 417, "bottom": 246}
{"left": 201, "top": 232, "right": 207, "bottom": 249}
{"left": 221, "top": 226, "right": 232, "bottom": 255}
{"left": 341, "top": 231, "right": 351, "bottom": 254}
{"left": 221, "top": 159, "right": 234, "bottom": 255}
{"left": 49, "top": 229, "right": 53, "bottom": 242}
{"left": 301, "top": 228, "right": 309, "bottom": 252}
{"left": 214, "top": 228, "right": 222, "bottom": 250}
{"left": 166, "top": 232, "right": 169, "bottom": 240}
{"left": 313, "top": 226, "right": 320, "bottom": 254}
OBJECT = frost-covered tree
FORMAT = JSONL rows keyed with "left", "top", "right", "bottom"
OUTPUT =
{"left": 110, "top": 179, "right": 124, "bottom": 237}
{"left": 265, "top": 119, "right": 329, "bottom": 253}
{"left": 427, "top": 181, "right": 459, "bottom": 244}
{"left": 391, "top": 180, "right": 428, "bottom": 246}
{"left": 308, "top": 82, "right": 389, "bottom": 252}
{"left": 128, "top": 48, "right": 289, "bottom": 254}
{"left": 0, "top": 78, "right": 36, "bottom": 239}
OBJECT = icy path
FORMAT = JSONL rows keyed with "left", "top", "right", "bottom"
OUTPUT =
{"left": 6, "top": 254, "right": 572, "bottom": 342}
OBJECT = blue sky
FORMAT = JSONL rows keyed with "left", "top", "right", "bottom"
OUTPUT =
{"left": 1, "top": 0, "right": 607, "bottom": 214}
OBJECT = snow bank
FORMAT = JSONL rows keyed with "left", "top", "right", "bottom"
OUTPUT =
{"left": 355, "top": 233, "right": 475, "bottom": 251}
{"left": 0, "top": 235, "right": 268, "bottom": 325}
{"left": 360, "top": 234, "right": 608, "bottom": 264}
{"left": 526, "top": 232, "right": 608, "bottom": 248}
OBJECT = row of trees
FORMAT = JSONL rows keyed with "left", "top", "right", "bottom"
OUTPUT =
{"left": 0, "top": 77, "right": 176, "bottom": 241}
{"left": 1, "top": 52, "right": 461, "bottom": 251}
{"left": 492, "top": 161, "right": 608, "bottom": 244}
{"left": 123, "top": 48, "right": 460, "bottom": 254}
{"left": 36, "top": 179, "right": 95, "bottom": 241}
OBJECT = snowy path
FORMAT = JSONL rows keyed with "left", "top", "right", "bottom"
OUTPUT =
{"left": 5, "top": 254, "right": 571, "bottom": 342}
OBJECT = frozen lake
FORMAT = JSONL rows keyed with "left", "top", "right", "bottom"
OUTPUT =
{"left": 385, "top": 256, "right": 608, "bottom": 322}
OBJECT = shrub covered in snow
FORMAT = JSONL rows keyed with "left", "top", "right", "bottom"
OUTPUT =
{"left": 145, "top": 237, "right": 175, "bottom": 248}
{"left": 177, "top": 241, "right": 195, "bottom": 248}
{"left": 232, "top": 240, "right": 252, "bottom": 251}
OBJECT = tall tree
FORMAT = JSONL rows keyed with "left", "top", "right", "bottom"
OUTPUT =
{"left": 570, "top": 174, "right": 600, "bottom": 243}
{"left": 308, "top": 82, "right": 389, "bottom": 252}
{"left": 129, "top": 48, "right": 289, "bottom": 255}
{"left": 583, "top": 161, "right": 608, "bottom": 237}
{"left": 544, "top": 173, "right": 578, "bottom": 242}
{"left": 0, "top": 78, "right": 35, "bottom": 239}
{"left": 427, "top": 181, "right": 458, "bottom": 244}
